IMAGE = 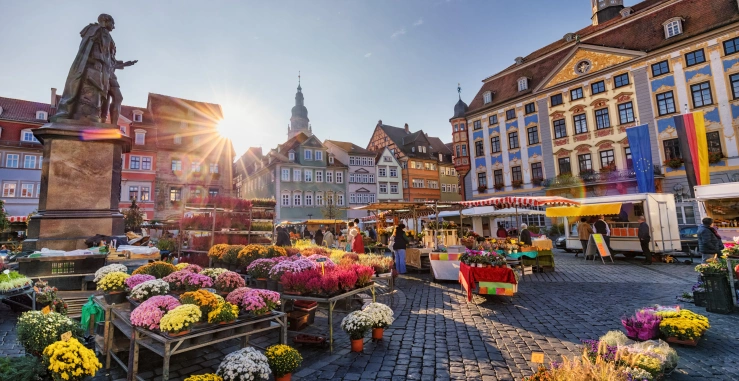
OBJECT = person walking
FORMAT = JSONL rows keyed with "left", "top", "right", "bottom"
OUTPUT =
{"left": 698, "top": 217, "right": 724, "bottom": 262}
{"left": 577, "top": 217, "right": 594, "bottom": 258}
{"left": 275, "top": 227, "right": 291, "bottom": 247}
{"left": 594, "top": 215, "right": 612, "bottom": 253}
{"left": 314, "top": 227, "right": 324, "bottom": 246}
{"left": 638, "top": 216, "right": 652, "bottom": 265}
{"left": 392, "top": 223, "right": 409, "bottom": 274}
{"left": 519, "top": 223, "right": 532, "bottom": 246}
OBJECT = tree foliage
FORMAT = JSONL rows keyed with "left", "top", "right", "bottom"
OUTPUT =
{"left": 123, "top": 198, "right": 145, "bottom": 231}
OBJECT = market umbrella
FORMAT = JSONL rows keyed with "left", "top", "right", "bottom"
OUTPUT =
{"left": 452, "top": 196, "right": 580, "bottom": 235}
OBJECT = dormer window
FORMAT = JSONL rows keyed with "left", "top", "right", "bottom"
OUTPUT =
{"left": 315, "top": 150, "right": 323, "bottom": 161}
{"left": 132, "top": 111, "right": 143, "bottom": 123}
{"left": 439, "top": 154, "right": 443, "bottom": 162}
{"left": 663, "top": 18, "right": 683, "bottom": 39}
{"left": 36, "top": 111, "right": 47, "bottom": 120}
{"left": 21, "top": 129, "right": 39, "bottom": 143}
{"left": 483, "top": 91, "right": 492, "bottom": 104}
{"left": 328, "top": 155, "right": 334, "bottom": 164}
{"left": 288, "top": 151, "right": 295, "bottom": 161}
{"left": 135, "top": 130, "right": 146, "bottom": 145}
{"left": 412, "top": 147, "right": 416, "bottom": 152}
{"left": 173, "top": 134, "right": 182, "bottom": 145}
{"left": 304, "top": 149, "right": 312, "bottom": 161}
{"left": 517, "top": 77, "right": 529, "bottom": 92}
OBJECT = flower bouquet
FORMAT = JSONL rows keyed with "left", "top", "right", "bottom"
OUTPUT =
{"left": 94, "top": 264, "right": 128, "bottom": 283}
{"left": 226, "top": 287, "right": 252, "bottom": 308}
{"left": 132, "top": 261, "right": 177, "bottom": 278}
{"left": 184, "top": 374, "right": 223, "bottom": 381}
{"left": 43, "top": 337, "right": 101, "bottom": 381}
{"left": 362, "top": 302, "right": 394, "bottom": 340}
{"left": 265, "top": 344, "right": 303, "bottom": 381}
{"left": 621, "top": 310, "right": 661, "bottom": 341}
{"left": 16, "top": 311, "right": 84, "bottom": 356}
{"left": 341, "top": 310, "right": 372, "bottom": 352}
{"left": 207, "top": 302, "right": 240, "bottom": 324}
{"left": 201, "top": 268, "right": 229, "bottom": 282}
{"left": 180, "top": 289, "right": 221, "bottom": 320}
{"left": 216, "top": 347, "right": 271, "bottom": 381}
{"left": 160, "top": 304, "right": 202, "bottom": 336}
{"left": 98, "top": 271, "right": 130, "bottom": 304}
{"left": 215, "top": 271, "right": 246, "bottom": 294}
{"left": 130, "top": 295, "right": 181, "bottom": 330}
{"left": 125, "top": 274, "right": 156, "bottom": 290}
{"left": 129, "top": 279, "right": 170, "bottom": 302}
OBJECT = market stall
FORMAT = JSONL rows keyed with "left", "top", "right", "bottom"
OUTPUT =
{"left": 459, "top": 262, "right": 517, "bottom": 301}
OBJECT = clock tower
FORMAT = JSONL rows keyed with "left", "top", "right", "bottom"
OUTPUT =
{"left": 591, "top": 0, "right": 624, "bottom": 26}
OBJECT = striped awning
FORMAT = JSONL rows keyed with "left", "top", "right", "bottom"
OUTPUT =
{"left": 546, "top": 203, "right": 622, "bottom": 218}
{"left": 8, "top": 216, "right": 28, "bottom": 223}
{"left": 454, "top": 196, "right": 580, "bottom": 209}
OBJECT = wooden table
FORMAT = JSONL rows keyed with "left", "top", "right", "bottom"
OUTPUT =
{"left": 279, "top": 284, "right": 376, "bottom": 352}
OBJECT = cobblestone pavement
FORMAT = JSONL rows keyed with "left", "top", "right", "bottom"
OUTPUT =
{"left": 2, "top": 251, "right": 738, "bottom": 380}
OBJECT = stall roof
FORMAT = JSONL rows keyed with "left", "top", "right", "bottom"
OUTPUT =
{"left": 454, "top": 196, "right": 580, "bottom": 209}
{"left": 431, "top": 207, "right": 545, "bottom": 219}
{"left": 694, "top": 183, "right": 739, "bottom": 201}
{"left": 546, "top": 203, "right": 622, "bottom": 218}
{"left": 278, "top": 219, "right": 347, "bottom": 225}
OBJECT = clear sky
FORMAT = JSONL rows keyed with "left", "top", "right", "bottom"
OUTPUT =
{"left": 0, "top": 0, "right": 639, "bottom": 158}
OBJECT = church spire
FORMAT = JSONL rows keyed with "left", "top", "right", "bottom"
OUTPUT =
{"left": 289, "top": 72, "right": 310, "bottom": 139}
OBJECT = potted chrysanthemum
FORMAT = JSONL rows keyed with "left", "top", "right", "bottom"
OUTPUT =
{"left": 216, "top": 347, "right": 271, "bottom": 381}
{"left": 362, "top": 302, "right": 394, "bottom": 340}
{"left": 214, "top": 271, "right": 246, "bottom": 295}
{"left": 98, "top": 271, "right": 130, "bottom": 304}
{"left": 159, "top": 304, "right": 202, "bottom": 336}
{"left": 43, "top": 337, "right": 101, "bottom": 381}
{"left": 341, "top": 310, "right": 372, "bottom": 352}
{"left": 129, "top": 279, "right": 170, "bottom": 303}
{"left": 265, "top": 344, "right": 303, "bottom": 381}
{"left": 207, "top": 302, "right": 239, "bottom": 325}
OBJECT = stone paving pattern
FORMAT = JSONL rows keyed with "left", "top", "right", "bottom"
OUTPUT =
{"left": 1, "top": 251, "right": 738, "bottom": 380}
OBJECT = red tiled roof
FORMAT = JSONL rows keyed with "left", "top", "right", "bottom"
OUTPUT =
{"left": 0, "top": 96, "right": 52, "bottom": 124}
{"left": 147, "top": 92, "right": 224, "bottom": 128}
{"left": 324, "top": 140, "right": 375, "bottom": 155}
{"left": 467, "top": 0, "right": 739, "bottom": 114}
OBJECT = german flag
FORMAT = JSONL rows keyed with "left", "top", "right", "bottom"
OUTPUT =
{"left": 673, "top": 111, "right": 709, "bottom": 186}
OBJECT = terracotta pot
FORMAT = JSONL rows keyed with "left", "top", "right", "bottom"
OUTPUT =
{"left": 666, "top": 336, "right": 699, "bottom": 346}
{"left": 372, "top": 327, "right": 384, "bottom": 340}
{"left": 351, "top": 338, "right": 364, "bottom": 352}
{"left": 219, "top": 320, "right": 236, "bottom": 325}
{"left": 255, "top": 278, "right": 268, "bottom": 289}
{"left": 167, "top": 329, "right": 191, "bottom": 337}
{"left": 275, "top": 373, "right": 292, "bottom": 381}
{"left": 103, "top": 291, "right": 128, "bottom": 305}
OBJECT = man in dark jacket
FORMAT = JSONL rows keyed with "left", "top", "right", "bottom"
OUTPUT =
{"left": 637, "top": 216, "right": 651, "bottom": 265}
{"left": 594, "top": 215, "right": 612, "bottom": 253}
{"left": 275, "top": 227, "right": 291, "bottom": 247}
{"left": 697, "top": 217, "right": 724, "bottom": 262}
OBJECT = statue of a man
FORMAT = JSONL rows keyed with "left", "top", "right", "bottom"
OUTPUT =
{"left": 52, "top": 14, "right": 118, "bottom": 124}
{"left": 101, "top": 43, "right": 137, "bottom": 124}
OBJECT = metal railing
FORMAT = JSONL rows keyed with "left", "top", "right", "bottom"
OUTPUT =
{"left": 543, "top": 165, "right": 664, "bottom": 189}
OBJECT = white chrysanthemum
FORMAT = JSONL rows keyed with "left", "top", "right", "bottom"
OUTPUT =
{"left": 129, "top": 279, "right": 169, "bottom": 301}
{"left": 216, "top": 347, "right": 271, "bottom": 381}
{"left": 94, "top": 264, "right": 128, "bottom": 282}
{"left": 362, "top": 302, "right": 394, "bottom": 328}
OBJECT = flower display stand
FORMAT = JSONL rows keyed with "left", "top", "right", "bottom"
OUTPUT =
{"left": 458, "top": 262, "right": 517, "bottom": 302}
{"left": 429, "top": 252, "right": 462, "bottom": 281}
{"left": 279, "top": 283, "right": 376, "bottom": 352}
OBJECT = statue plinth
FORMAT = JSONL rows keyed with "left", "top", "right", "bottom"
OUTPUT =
{"left": 23, "top": 119, "right": 132, "bottom": 251}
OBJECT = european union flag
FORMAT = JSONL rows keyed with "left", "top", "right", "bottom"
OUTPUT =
{"left": 625, "top": 124, "right": 656, "bottom": 193}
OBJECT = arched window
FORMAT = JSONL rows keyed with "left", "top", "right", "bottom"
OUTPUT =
{"left": 663, "top": 18, "right": 683, "bottom": 39}
{"left": 293, "top": 191, "right": 302, "bottom": 207}
{"left": 281, "top": 191, "right": 291, "bottom": 207}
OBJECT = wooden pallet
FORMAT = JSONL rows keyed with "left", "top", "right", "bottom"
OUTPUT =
{"left": 58, "top": 291, "right": 96, "bottom": 318}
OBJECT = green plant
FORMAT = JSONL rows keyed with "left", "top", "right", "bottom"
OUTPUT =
{"left": 708, "top": 151, "right": 723, "bottom": 164}
{"left": 132, "top": 261, "right": 178, "bottom": 278}
{"left": 16, "top": 311, "right": 84, "bottom": 356}
{"left": 0, "top": 355, "right": 47, "bottom": 381}
{"left": 123, "top": 198, "right": 144, "bottom": 231}
{"left": 664, "top": 157, "right": 684, "bottom": 169}
{"left": 157, "top": 238, "right": 177, "bottom": 252}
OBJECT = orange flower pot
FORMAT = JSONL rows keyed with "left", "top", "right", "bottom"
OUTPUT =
{"left": 351, "top": 338, "right": 364, "bottom": 352}
{"left": 275, "top": 373, "right": 292, "bottom": 381}
{"left": 372, "top": 327, "right": 384, "bottom": 340}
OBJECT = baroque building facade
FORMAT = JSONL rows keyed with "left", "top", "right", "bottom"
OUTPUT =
{"left": 454, "top": 0, "right": 739, "bottom": 227}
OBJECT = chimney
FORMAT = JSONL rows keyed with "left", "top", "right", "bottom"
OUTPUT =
{"left": 50, "top": 88, "right": 57, "bottom": 107}
{"left": 424, "top": 132, "right": 428, "bottom": 137}
{"left": 404, "top": 123, "right": 410, "bottom": 133}
{"left": 377, "top": 119, "right": 382, "bottom": 126}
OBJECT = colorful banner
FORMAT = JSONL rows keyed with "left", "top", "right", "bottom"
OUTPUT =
{"left": 625, "top": 124, "right": 656, "bottom": 193}
{"left": 673, "top": 111, "right": 709, "bottom": 195}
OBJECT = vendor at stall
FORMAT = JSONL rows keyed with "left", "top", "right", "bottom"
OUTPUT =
{"left": 519, "top": 224, "right": 532, "bottom": 246}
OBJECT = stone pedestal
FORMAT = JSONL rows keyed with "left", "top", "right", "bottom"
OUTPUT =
{"left": 23, "top": 119, "right": 131, "bottom": 251}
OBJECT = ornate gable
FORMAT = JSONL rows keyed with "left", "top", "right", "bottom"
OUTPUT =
{"left": 539, "top": 45, "right": 645, "bottom": 90}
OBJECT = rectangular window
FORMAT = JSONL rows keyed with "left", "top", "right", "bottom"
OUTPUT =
{"left": 618, "top": 102, "right": 635, "bottom": 124}
{"left": 316, "top": 193, "right": 323, "bottom": 206}
{"left": 429, "top": 180, "right": 438, "bottom": 189}
{"left": 624, "top": 147, "right": 633, "bottom": 169}
{"left": 129, "top": 156, "right": 140, "bottom": 170}
{"left": 379, "top": 183, "right": 387, "bottom": 193}
{"left": 169, "top": 187, "right": 182, "bottom": 201}
{"left": 304, "top": 149, "right": 312, "bottom": 160}
{"left": 141, "top": 186, "right": 150, "bottom": 201}
{"left": 570, "top": 87, "right": 584, "bottom": 100}
{"left": 656, "top": 91, "right": 677, "bottom": 115}
{"left": 349, "top": 156, "right": 356, "bottom": 166}
{"left": 315, "top": 170, "right": 323, "bottom": 182}
{"left": 209, "top": 163, "right": 219, "bottom": 173}
{"left": 336, "top": 171, "right": 343, "bottom": 183}
{"left": 305, "top": 193, "right": 313, "bottom": 206}
{"left": 594, "top": 108, "right": 611, "bottom": 130}
{"left": 600, "top": 149, "right": 615, "bottom": 168}
{"left": 282, "top": 194, "right": 290, "bottom": 206}
{"left": 378, "top": 167, "right": 386, "bottom": 177}
{"left": 403, "top": 179, "right": 408, "bottom": 188}
{"left": 129, "top": 186, "right": 139, "bottom": 201}
{"left": 707, "top": 131, "right": 722, "bottom": 154}
{"left": 685, "top": 49, "right": 706, "bottom": 67}
{"left": 725, "top": 37, "right": 739, "bottom": 55}
{"left": 171, "top": 159, "right": 182, "bottom": 171}
{"left": 614, "top": 73, "right": 630, "bottom": 88}
{"left": 553, "top": 119, "right": 567, "bottom": 139}
{"left": 651, "top": 60, "right": 669, "bottom": 77}
{"left": 473, "top": 120, "right": 482, "bottom": 130}
{"left": 578, "top": 154, "right": 592, "bottom": 171}
{"left": 690, "top": 82, "right": 713, "bottom": 108}
{"left": 490, "top": 136, "right": 501, "bottom": 153}
{"left": 477, "top": 173, "right": 487, "bottom": 188}
{"left": 315, "top": 151, "right": 323, "bottom": 161}
{"left": 475, "top": 141, "right": 484, "bottom": 156}
{"left": 493, "top": 169, "right": 503, "bottom": 185}
{"left": 369, "top": 174, "right": 375, "bottom": 183}
{"left": 591, "top": 81, "right": 606, "bottom": 95}
{"left": 461, "top": 144, "right": 467, "bottom": 156}
{"left": 573, "top": 114, "right": 588, "bottom": 134}
{"left": 524, "top": 102, "right": 536, "bottom": 114}
{"left": 304, "top": 169, "right": 312, "bottom": 182}
{"left": 22, "top": 131, "right": 37, "bottom": 142}
{"left": 21, "top": 183, "right": 34, "bottom": 198}
{"left": 551, "top": 94, "right": 563, "bottom": 107}
{"left": 142, "top": 157, "right": 152, "bottom": 170}
{"left": 531, "top": 162, "right": 543, "bottom": 180}
{"left": 294, "top": 193, "right": 302, "bottom": 207}
{"left": 293, "top": 169, "right": 301, "bottom": 182}
{"left": 527, "top": 126, "right": 539, "bottom": 145}
{"left": 389, "top": 167, "right": 397, "bottom": 177}
{"left": 135, "top": 133, "right": 145, "bottom": 145}
{"left": 390, "top": 183, "right": 399, "bottom": 193}
{"left": 489, "top": 115, "right": 498, "bottom": 125}
{"left": 506, "top": 109, "right": 516, "bottom": 120}
{"left": 730, "top": 73, "right": 739, "bottom": 100}
{"left": 349, "top": 194, "right": 356, "bottom": 204}
{"left": 326, "top": 171, "right": 333, "bottom": 182}
{"left": 3, "top": 183, "right": 16, "bottom": 197}
{"left": 6, "top": 154, "right": 19, "bottom": 168}
{"left": 281, "top": 168, "right": 290, "bottom": 181}
{"left": 511, "top": 166, "right": 522, "bottom": 182}
{"left": 664, "top": 138, "right": 681, "bottom": 159}
{"left": 191, "top": 163, "right": 201, "bottom": 172}
{"left": 337, "top": 194, "right": 344, "bottom": 206}
{"left": 413, "top": 179, "right": 424, "bottom": 188}
{"left": 558, "top": 157, "right": 571, "bottom": 175}
{"left": 23, "top": 155, "right": 37, "bottom": 169}
{"left": 508, "top": 132, "right": 519, "bottom": 149}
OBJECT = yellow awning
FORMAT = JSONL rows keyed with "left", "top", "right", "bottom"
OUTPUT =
{"left": 546, "top": 202, "right": 622, "bottom": 218}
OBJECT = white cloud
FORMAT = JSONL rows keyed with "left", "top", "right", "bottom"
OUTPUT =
{"left": 413, "top": 18, "right": 424, "bottom": 26}
{"left": 364, "top": 53, "right": 372, "bottom": 58}
{"left": 391, "top": 28, "right": 406, "bottom": 39}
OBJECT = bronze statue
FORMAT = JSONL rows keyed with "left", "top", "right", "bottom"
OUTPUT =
{"left": 53, "top": 14, "right": 137, "bottom": 125}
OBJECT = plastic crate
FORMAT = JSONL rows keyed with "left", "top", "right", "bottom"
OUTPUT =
{"left": 17, "top": 255, "right": 106, "bottom": 277}
{"left": 703, "top": 273, "right": 734, "bottom": 314}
